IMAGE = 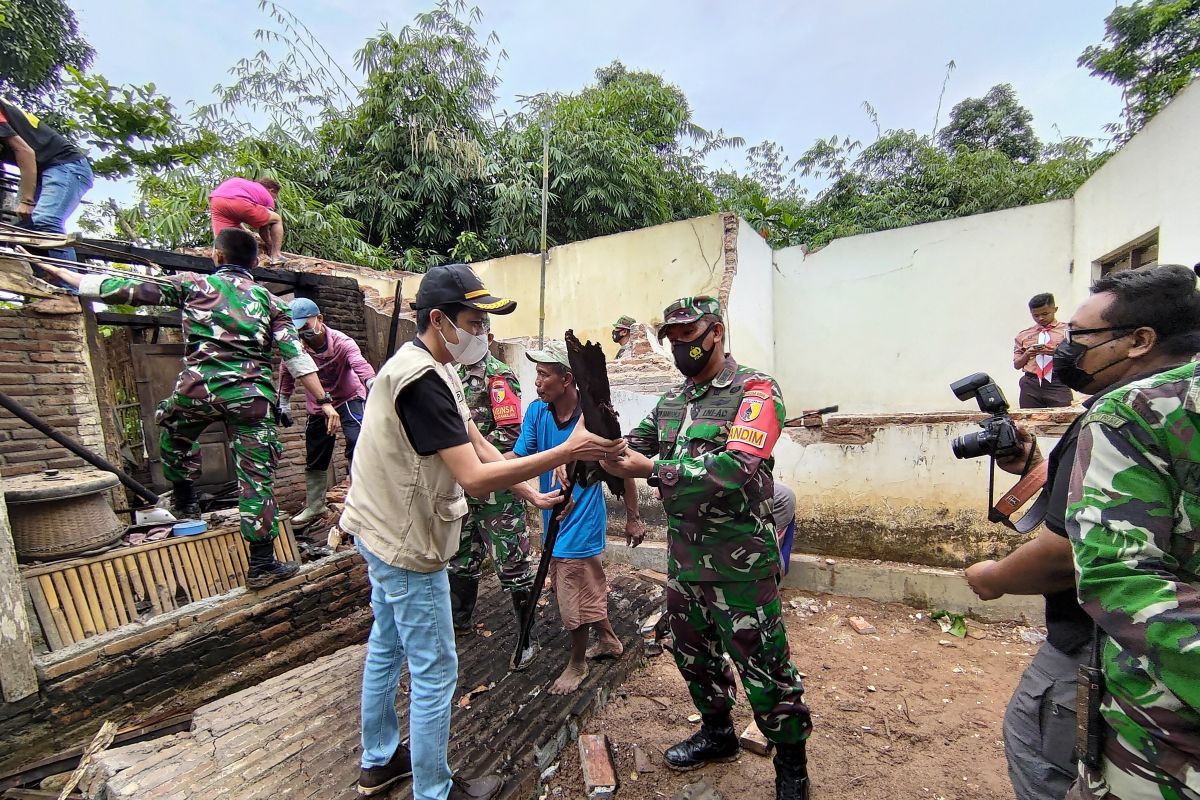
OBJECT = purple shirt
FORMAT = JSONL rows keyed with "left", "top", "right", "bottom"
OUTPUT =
{"left": 210, "top": 177, "right": 275, "bottom": 209}
{"left": 280, "top": 326, "right": 375, "bottom": 413}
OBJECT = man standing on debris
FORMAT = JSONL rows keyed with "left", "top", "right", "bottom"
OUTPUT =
{"left": 39, "top": 228, "right": 340, "bottom": 589}
{"left": 209, "top": 176, "right": 285, "bottom": 262}
{"left": 340, "top": 263, "right": 626, "bottom": 800}
{"left": 447, "top": 315, "right": 543, "bottom": 669}
{"left": 601, "top": 296, "right": 813, "bottom": 800}
{"left": 966, "top": 266, "right": 1200, "bottom": 800}
{"left": 612, "top": 315, "right": 636, "bottom": 359}
{"left": 0, "top": 97, "right": 94, "bottom": 261}
{"left": 512, "top": 341, "right": 642, "bottom": 695}
{"left": 1063, "top": 264, "right": 1200, "bottom": 800}
{"left": 277, "top": 297, "right": 375, "bottom": 527}
{"left": 1014, "top": 293, "right": 1073, "bottom": 408}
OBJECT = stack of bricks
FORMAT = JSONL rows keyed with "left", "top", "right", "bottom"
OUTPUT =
{"left": 0, "top": 301, "right": 106, "bottom": 477}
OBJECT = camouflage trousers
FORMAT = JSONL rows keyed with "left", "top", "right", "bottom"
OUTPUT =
{"left": 447, "top": 490, "right": 533, "bottom": 593}
{"left": 157, "top": 393, "right": 281, "bottom": 545}
{"left": 667, "top": 577, "right": 812, "bottom": 745}
{"left": 1065, "top": 756, "right": 1200, "bottom": 800}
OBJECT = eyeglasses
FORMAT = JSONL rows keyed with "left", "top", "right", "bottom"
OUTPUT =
{"left": 1066, "top": 324, "right": 1139, "bottom": 343}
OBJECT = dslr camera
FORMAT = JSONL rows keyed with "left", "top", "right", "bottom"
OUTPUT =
{"left": 950, "top": 373, "right": 1021, "bottom": 460}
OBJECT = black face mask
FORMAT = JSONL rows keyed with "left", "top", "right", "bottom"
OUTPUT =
{"left": 611, "top": 330, "right": 625, "bottom": 345}
{"left": 1051, "top": 329, "right": 1135, "bottom": 392}
{"left": 671, "top": 323, "right": 716, "bottom": 377}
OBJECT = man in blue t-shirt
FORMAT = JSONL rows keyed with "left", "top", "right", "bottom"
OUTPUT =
{"left": 512, "top": 341, "right": 642, "bottom": 694}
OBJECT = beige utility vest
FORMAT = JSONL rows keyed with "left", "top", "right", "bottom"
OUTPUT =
{"left": 340, "top": 341, "right": 471, "bottom": 572}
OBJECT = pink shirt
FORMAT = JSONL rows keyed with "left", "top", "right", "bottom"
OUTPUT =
{"left": 280, "top": 326, "right": 376, "bottom": 413}
{"left": 210, "top": 177, "right": 275, "bottom": 209}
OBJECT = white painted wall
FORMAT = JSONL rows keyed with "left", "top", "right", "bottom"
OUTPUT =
{"left": 726, "top": 220, "right": 776, "bottom": 376}
{"left": 772, "top": 201, "right": 1076, "bottom": 412}
{"left": 1071, "top": 80, "right": 1200, "bottom": 293}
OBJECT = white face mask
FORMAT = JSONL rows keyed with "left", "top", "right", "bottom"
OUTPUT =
{"left": 438, "top": 316, "right": 489, "bottom": 365}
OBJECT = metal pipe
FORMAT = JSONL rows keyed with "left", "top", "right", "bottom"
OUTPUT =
{"left": 537, "top": 112, "right": 550, "bottom": 349}
{"left": 385, "top": 277, "right": 403, "bottom": 359}
{"left": 0, "top": 391, "right": 159, "bottom": 505}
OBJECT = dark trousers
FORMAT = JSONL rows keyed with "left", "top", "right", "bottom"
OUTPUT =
{"left": 1019, "top": 373, "right": 1074, "bottom": 409}
{"left": 304, "top": 398, "right": 364, "bottom": 471}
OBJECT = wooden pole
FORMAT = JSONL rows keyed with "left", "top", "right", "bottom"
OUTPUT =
{"left": 0, "top": 473, "right": 39, "bottom": 702}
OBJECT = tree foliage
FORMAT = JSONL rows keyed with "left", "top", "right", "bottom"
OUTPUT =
{"left": 1078, "top": 0, "right": 1200, "bottom": 140}
{"left": 937, "top": 83, "right": 1040, "bottom": 162}
{"left": 0, "top": 0, "right": 94, "bottom": 122}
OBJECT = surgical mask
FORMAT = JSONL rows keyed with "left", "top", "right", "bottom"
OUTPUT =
{"left": 438, "top": 316, "right": 489, "bottom": 365}
{"left": 1051, "top": 327, "right": 1136, "bottom": 392}
{"left": 298, "top": 327, "right": 320, "bottom": 340}
{"left": 671, "top": 323, "right": 716, "bottom": 377}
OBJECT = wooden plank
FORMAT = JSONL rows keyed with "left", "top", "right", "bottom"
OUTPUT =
{"left": 102, "top": 561, "right": 129, "bottom": 627}
{"left": 63, "top": 568, "right": 100, "bottom": 637}
{"left": 110, "top": 558, "right": 138, "bottom": 623}
{"left": 89, "top": 563, "right": 120, "bottom": 631}
{"left": 49, "top": 572, "right": 84, "bottom": 643}
{"left": 24, "top": 577, "right": 65, "bottom": 651}
{"left": 0, "top": 474, "right": 37, "bottom": 700}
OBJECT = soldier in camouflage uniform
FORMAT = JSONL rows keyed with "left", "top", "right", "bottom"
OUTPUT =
{"left": 1059, "top": 265, "right": 1200, "bottom": 800}
{"left": 449, "top": 317, "right": 538, "bottom": 666}
{"left": 612, "top": 315, "right": 635, "bottom": 359}
{"left": 602, "top": 296, "right": 812, "bottom": 800}
{"left": 43, "top": 229, "right": 340, "bottom": 588}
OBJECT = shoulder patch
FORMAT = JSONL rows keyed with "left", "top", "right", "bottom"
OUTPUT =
{"left": 726, "top": 378, "right": 780, "bottom": 458}
{"left": 489, "top": 374, "right": 520, "bottom": 424}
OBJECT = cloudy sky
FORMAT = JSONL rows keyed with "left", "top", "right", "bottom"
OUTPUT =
{"left": 71, "top": 0, "right": 1123, "bottom": 205}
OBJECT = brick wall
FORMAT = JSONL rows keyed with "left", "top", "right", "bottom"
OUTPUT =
{"left": 0, "top": 300, "right": 106, "bottom": 478}
{"left": 0, "top": 553, "right": 371, "bottom": 774}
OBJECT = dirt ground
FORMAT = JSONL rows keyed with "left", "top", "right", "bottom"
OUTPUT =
{"left": 546, "top": 587, "right": 1041, "bottom": 800}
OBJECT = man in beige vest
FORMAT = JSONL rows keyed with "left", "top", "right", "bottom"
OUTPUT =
{"left": 341, "top": 263, "right": 625, "bottom": 800}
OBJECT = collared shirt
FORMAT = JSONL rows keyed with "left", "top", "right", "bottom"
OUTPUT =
{"left": 1013, "top": 320, "right": 1068, "bottom": 378}
{"left": 78, "top": 266, "right": 316, "bottom": 404}
{"left": 1067, "top": 361, "right": 1200, "bottom": 793}
{"left": 280, "top": 325, "right": 375, "bottom": 413}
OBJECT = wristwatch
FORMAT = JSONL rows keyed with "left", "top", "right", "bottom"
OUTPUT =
{"left": 318, "top": 393, "right": 334, "bottom": 406}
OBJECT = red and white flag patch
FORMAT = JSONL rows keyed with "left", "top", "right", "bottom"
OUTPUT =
{"left": 726, "top": 379, "right": 780, "bottom": 458}
{"left": 489, "top": 375, "right": 521, "bottom": 424}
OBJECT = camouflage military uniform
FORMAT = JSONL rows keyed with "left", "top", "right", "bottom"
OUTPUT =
{"left": 1066, "top": 361, "right": 1200, "bottom": 800}
{"left": 79, "top": 267, "right": 317, "bottom": 545}
{"left": 613, "top": 314, "right": 635, "bottom": 360}
{"left": 626, "top": 299, "right": 811, "bottom": 746}
{"left": 450, "top": 354, "right": 532, "bottom": 592}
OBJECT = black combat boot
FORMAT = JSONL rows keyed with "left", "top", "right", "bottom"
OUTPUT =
{"left": 664, "top": 713, "right": 740, "bottom": 770}
{"left": 509, "top": 587, "right": 540, "bottom": 670}
{"left": 356, "top": 742, "right": 412, "bottom": 796}
{"left": 448, "top": 574, "right": 479, "bottom": 634}
{"left": 246, "top": 540, "right": 300, "bottom": 589}
{"left": 773, "top": 741, "right": 810, "bottom": 800}
{"left": 171, "top": 481, "right": 201, "bottom": 520}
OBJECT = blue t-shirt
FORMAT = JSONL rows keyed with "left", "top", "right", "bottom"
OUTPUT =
{"left": 513, "top": 399, "right": 607, "bottom": 559}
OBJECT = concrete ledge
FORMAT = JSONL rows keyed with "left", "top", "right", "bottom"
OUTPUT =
{"left": 604, "top": 542, "right": 1043, "bottom": 624}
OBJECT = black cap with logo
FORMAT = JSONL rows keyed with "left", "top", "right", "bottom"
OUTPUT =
{"left": 412, "top": 263, "right": 517, "bottom": 314}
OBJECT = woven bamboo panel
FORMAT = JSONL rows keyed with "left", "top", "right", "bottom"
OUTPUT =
{"left": 22, "top": 521, "right": 300, "bottom": 652}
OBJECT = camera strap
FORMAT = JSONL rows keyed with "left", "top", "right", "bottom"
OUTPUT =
{"left": 988, "top": 458, "right": 1050, "bottom": 533}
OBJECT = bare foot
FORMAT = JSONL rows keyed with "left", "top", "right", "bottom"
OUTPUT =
{"left": 549, "top": 661, "right": 589, "bottom": 695}
{"left": 585, "top": 641, "right": 624, "bottom": 660}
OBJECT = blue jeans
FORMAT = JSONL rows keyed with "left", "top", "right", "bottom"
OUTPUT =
{"left": 31, "top": 158, "right": 93, "bottom": 261}
{"left": 359, "top": 541, "right": 458, "bottom": 800}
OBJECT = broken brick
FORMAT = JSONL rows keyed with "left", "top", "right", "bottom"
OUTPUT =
{"left": 739, "top": 723, "right": 773, "bottom": 757}
{"left": 848, "top": 616, "right": 877, "bottom": 635}
{"left": 579, "top": 734, "right": 618, "bottom": 798}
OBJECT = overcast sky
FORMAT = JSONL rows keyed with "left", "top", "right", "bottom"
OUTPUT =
{"left": 71, "top": 0, "right": 1123, "bottom": 207}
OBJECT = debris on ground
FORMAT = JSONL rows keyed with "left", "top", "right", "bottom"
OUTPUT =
{"left": 738, "top": 723, "right": 773, "bottom": 756}
{"left": 579, "top": 734, "right": 618, "bottom": 799}
{"left": 848, "top": 615, "right": 877, "bottom": 635}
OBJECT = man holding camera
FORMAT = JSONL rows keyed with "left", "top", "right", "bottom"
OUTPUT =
{"left": 966, "top": 266, "right": 1200, "bottom": 800}
{"left": 1014, "top": 292, "right": 1073, "bottom": 409}
{"left": 1064, "top": 264, "right": 1200, "bottom": 800}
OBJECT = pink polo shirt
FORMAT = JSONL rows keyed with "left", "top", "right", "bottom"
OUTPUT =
{"left": 210, "top": 177, "right": 275, "bottom": 209}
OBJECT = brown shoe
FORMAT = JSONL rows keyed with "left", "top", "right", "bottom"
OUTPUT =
{"left": 448, "top": 773, "right": 502, "bottom": 799}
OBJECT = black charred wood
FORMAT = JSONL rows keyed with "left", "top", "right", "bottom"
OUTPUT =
{"left": 565, "top": 330, "right": 624, "bottom": 498}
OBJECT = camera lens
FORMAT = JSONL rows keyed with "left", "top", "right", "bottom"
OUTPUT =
{"left": 952, "top": 430, "right": 993, "bottom": 460}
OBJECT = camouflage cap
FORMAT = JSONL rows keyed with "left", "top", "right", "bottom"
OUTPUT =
{"left": 613, "top": 315, "right": 635, "bottom": 330}
{"left": 659, "top": 296, "right": 722, "bottom": 333}
{"left": 525, "top": 340, "right": 570, "bottom": 369}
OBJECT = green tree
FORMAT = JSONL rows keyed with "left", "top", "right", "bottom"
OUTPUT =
{"left": 0, "top": 0, "right": 94, "bottom": 121}
{"left": 937, "top": 83, "right": 1041, "bottom": 163}
{"left": 1079, "top": 0, "right": 1200, "bottom": 140}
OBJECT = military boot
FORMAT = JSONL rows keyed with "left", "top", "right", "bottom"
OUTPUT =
{"left": 509, "top": 587, "right": 540, "bottom": 670}
{"left": 171, "top": 481, "right": 201, "bottom": 520}
{"left": 664, "top": 713, "right": 740, "bottom": 770}
{"left": 246, "top": 540, "right": 300, "bottom": 589}
{"left": 774, "top": 741, "right": 810, "bottom": 800}
{"left": 292, "top": 470, "right": 329, "bottom": 527}
{"left": 448, "top": 574, "right": 479, "bottom": 634}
